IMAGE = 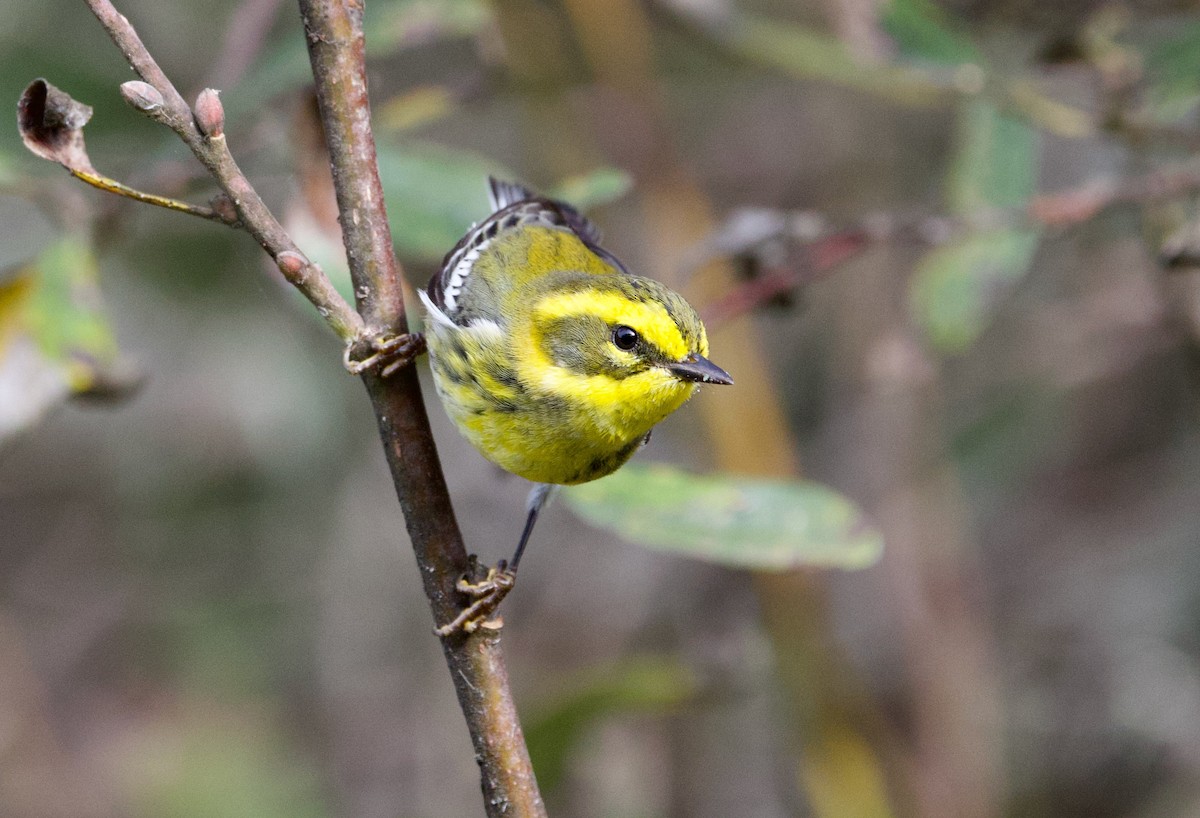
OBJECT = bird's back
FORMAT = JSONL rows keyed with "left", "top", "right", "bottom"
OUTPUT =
{"left": 425, "top": 179, "right": 625, "bottom": 326}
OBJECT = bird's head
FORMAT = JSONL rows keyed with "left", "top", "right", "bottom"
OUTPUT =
{"left": 524, "top": 275, "right": 732, "bottom": 435}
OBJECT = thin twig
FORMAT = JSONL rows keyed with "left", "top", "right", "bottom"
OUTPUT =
{"left": 69, "top": 168, "right": 231, "bottom": 223}
{"left": 701, "top": 159, "right": 1200, "bottom": 325}
{"left": 654, "top": 0, "right": 1095, "bottom": 138}
{"left": 84, "top": 0, "right": 363, "bottom": 343}
{"left": 296, "top": 2, "right": 546, "bottom": 816}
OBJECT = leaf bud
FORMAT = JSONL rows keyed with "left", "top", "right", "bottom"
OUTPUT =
{"left": 276, "top": 251, "right": 308, "bottom": 276}
{"left": 194, "top": 88, "right": 225, "bottom": 139}
{"left": 120, "top": 81, "right": 164, "bottom": 113}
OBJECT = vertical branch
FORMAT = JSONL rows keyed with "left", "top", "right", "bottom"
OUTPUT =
{"left": 295, "top": 1, "right": 545, "bottom": 815}
{"left": 294, "top": 0, "right": 401, "bottom": 331}
{"left": 71, "top": 0, "right": 541, "bottom": 811}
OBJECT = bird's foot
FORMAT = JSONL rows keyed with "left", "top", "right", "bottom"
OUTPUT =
{"left": 434, "top": 557, "right": 517, "bottom": 637}
{"left": 344, "top": 331, "right": 426, "bottom": 377}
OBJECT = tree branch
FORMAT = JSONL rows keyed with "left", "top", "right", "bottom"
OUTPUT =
{"left": 296, "top": 1, "right": 545, "bottom": 815}
{"left": 57, "top": 1, "right": 545, "bottom": 813}
{"left": 83, "top": 0, "right": 363, "bottom": 343}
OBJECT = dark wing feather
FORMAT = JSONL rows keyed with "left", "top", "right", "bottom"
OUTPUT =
{"left": 487, "top": 177, "right": 537, "bottom": 210}
{"left": 486, "top": 178, "right": 601, "bottom": 248}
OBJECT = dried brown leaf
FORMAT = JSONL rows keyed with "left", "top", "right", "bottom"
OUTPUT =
{"left": 17, "top": 79, "right": 96, "bottom": 174}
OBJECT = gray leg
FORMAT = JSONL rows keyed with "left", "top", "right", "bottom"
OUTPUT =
{"left": 509, "top": 483, "right": 557, "bottom": 571}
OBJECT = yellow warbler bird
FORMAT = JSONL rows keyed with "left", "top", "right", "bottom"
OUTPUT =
{"left": 420, "top": 179, "right": 731, "bottom": 628}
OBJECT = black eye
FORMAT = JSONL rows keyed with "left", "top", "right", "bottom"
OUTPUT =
{"left": 612, "top": 325, "right": 639, "bottom": 351}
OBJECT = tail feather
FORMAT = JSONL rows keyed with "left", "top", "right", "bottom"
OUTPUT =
{"left": 487, "top": 177, "right": 537, "bottom": 210}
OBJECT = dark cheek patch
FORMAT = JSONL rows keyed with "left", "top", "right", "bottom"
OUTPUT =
{"left": 540, "top": 316, "right": 636, "bottom": 379}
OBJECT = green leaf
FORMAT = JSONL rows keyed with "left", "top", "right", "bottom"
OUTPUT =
{"left": 909, "top": 100, "right": 1041, "bottom": 353}
{"left": 1143, "top": 21, "right": 1200, "bottom": 123}
{"left": 376, "top": 139, "right": 509, "bottom": 262}
{"left": 717, "top": 12, "right": 953, "bottom": 107}
{"left": 370, "top": 0, "right": 492, "bottom": 50}
{"left": 125, "top": 701, "right": 330, "bottom": 818}
{"left": 909, "top": 229, "right": 1039, "bottom": 353}
{"left": 548, "top": 168, "right": 633, "bottom": 211}
{"left": 525, "top": 657, "right": 699, "bottom": 793}
{"left": 564, "top": 464, "right": 883, "bottom": 570}
{"left": 376, "top": 143, "right": 633, "bottom": 263}
{"left": 0, "top": 151, "right": 16, "bottom": 187}
{"left": 881, "top": 0, "right": 979, "bottom": 66}
{"left": 946, "top": 99, "right": 1038, "bottom": 213}
{"left": 231, "top": 0, "right": 492, "bottom": 112}
{"left": 0, "top": 235, "right": 130, "bottom": 442}
{"left": 23, "top": 237, "right": 119, "bottom": 365}
{"left": 377, "top": 86, "right": 461, "bottom": 134}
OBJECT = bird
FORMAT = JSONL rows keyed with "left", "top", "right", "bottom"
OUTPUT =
{"left": 420, "top": 177, "right": 732, "bottom": 634}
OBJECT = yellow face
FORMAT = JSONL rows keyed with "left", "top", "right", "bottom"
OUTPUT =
{"left": 516, "top": 276, "right": 723, "bottom": 441}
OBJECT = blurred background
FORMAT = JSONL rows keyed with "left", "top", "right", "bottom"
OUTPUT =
{"left": 5, "top": 0, "right": 1200, "bottom": 816}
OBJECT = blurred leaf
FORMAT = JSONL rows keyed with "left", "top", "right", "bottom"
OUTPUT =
{"left": 951, "top": 387, "right": 1060, "bottom": 494}
{"left": 235, "top": 0, "right": 492, "bottom": 110}
{"left": 548, "top": 168, "right": 633, "bottom": 211}
{"left": 371, "top": 0, "right": 492, "bottom": 50}
{"left": 909, "top": 229, "right": 1039, "bottom": 353}
{"left": 1003, "top": 80, "right": 1094, "bottom": 139}
{"left": 164, "top": 601, "right": 282, "bottom": 696}
{"left": 378, "top": 85, "right": 459, "bottom": 133}
{"left": 525, "top": 657, "right": 699, "bottom": 793}
{"left": 910, "top": 100, "right": 1040, "bottom": 353}
{"left": 947, "top": 99, "right": 1037, "bottom": 212}
{"left": 564, "top": 464, "right": 883, "bottom": 570}
{"left": 377, "top": 143, "right": 632, "bottom": 264}
{"left": 377, "top": 139, "right": 509, "bottom": 262}
{"left": 227, "top": 40, "right": 311, "bottom": 111}
{"left": 1142, "top": 21, "right": 1200, "bottom": 123}
{"left": 881, "top": 0, "right": 980, "bottom": 66}
{"left": 699, "top": 11, "right": 954, "bottom": 107}
{"left": 0, "top": 235, "right": 132, "bottom": 443}
{"left": 23, "top": 238, "right": 117, "bottom": 364}
{"left": 125, "top": 701, "right": 329, "bottom": 818}
{"left": 0, "top": 152, "right": 16, "bottom": 187}
{"left": 800, "top": 728, "right": 897, "bottom": 818}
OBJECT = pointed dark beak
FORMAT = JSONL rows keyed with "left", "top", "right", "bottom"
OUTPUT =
{"left": 668, "top": 353, "right": 734, "bottom": 385}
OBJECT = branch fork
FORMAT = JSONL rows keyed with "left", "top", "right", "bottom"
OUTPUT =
{"left": 19, "top": 2, "right": 545, "bottom": 815}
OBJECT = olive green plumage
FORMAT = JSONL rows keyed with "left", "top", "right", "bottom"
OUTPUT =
{"left": 421, "top": 178, "right": 731, "bottom": 486}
